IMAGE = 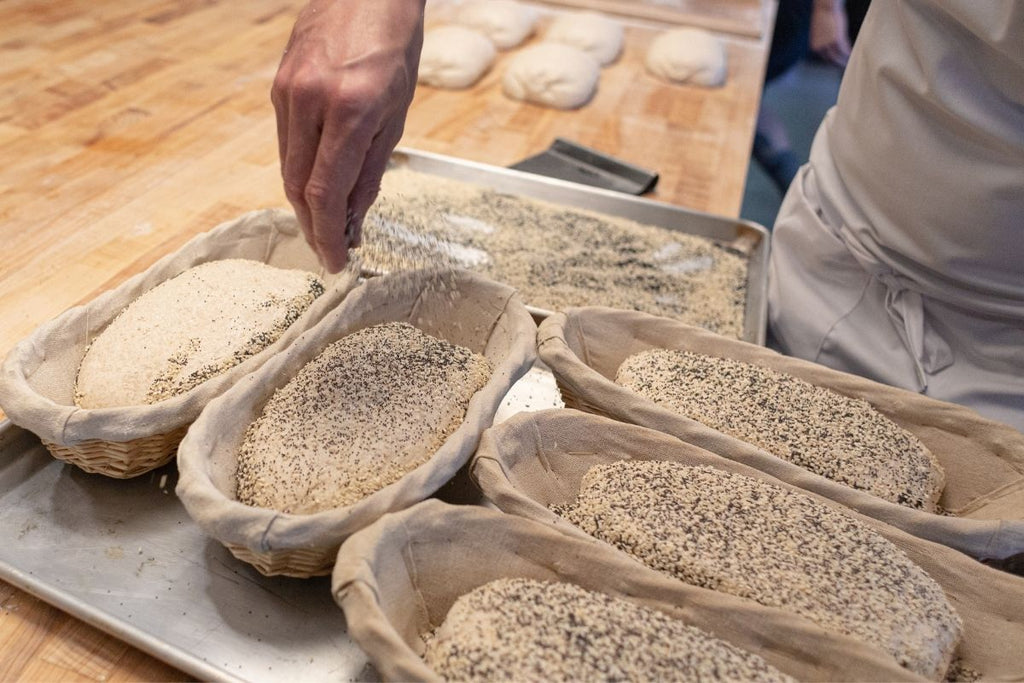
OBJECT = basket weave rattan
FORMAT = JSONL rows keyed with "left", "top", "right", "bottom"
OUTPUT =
{"left": 0, "top": 209, "right": 359, "bottom": 478}
{"left": 41, "top": 425, "right": 189, "bottom": 479}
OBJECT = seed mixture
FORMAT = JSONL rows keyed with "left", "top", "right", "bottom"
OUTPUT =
{"left": 423, "top": 577, "right": 793, "bottom": 682}
{"left": 357, "top": 168, "right": 749, "bottom": 338}
{"left": 554, "top": 461, "right": 962, "bottom": 679}
{"left": 235, "top": 322, "right": 491, "bottom": 515}
{"left": 75, "top": 259, "right": 324, "bottom": 408}
{"left": 616, "top": 348, "right": 945, "bottom": 510}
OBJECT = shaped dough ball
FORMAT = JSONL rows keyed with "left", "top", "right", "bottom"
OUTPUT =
{"left": 502, "top": 43, "right": 600, "bottom": 109}
{"left": 454, "top": 0, "right": 538, "bottom": 50}
{"left": 645, "top": 27, "right": 728, "bottom": 87}
{"left": 546, "top": 11, "right": 623, "bottom": 66}
{"left": 418, "top": 26, "right": 496, "bottom": 89}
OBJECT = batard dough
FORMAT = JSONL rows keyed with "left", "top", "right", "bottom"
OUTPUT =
{"left": 418, "top": 25, "right": 496, "bottom": 89}
{"left": 546, "top": 11, "right": 623, "bottom": 66}
{"left": 502, "top": 43, "right": 600, "bottom": 109}
{"left": 454, "top": 0, "right": 538, "bottom": 50}
{"left": 645, "top": 27, "right": 728, "bottom": 87}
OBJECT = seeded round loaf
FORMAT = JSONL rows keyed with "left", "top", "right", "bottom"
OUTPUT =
{"left": 616, "top": 349, "right": 945, "bottom": 510}
{"left": 235, "top": 322, "right": 492, "bottom": 515}
{"left": 555, "top": 460, "right": 962, "bottom": 679}
{"left": 423, "top": 577, "right": 793, "bottom": 683}
{"left": 75, "top": 259, "right": 324, "bottom": 408}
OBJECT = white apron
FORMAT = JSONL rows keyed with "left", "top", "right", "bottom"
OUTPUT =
{"left": 768, "top": 0, "right": 1024, "bottom": 432}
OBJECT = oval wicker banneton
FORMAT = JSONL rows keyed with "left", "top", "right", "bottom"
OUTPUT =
{"left": 175, "top": 268, "right": 537, "bottom": 578}
{"left": 536, "top": 307, "right": 1024, "bottom": 563}
{"left": 0, "top": 209, "right": 360, "bottom": 478}
{"left": 41, "top": 425, "right": 188, "bottom": 479}
{"left": 468, "top": 409, "right": 1024, "bottom": 681}
{"left": 225, "top": 543, "right": 333, "bottom": 578}
{"left": 331, "top": 500, "right": 922, "bottom": 682}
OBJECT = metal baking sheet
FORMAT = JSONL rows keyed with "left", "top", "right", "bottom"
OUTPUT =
{"left": 388, "top": 148, "right": 770, "bottom": 345}
{"left": 0, "top": 359, "right": 562, "bottom": 681}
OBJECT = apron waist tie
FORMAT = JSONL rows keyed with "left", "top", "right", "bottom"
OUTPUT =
{"left": 873, "top": 273, "right": 954, "bottom": 391}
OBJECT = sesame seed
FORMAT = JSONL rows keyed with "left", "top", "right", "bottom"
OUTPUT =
{"left": 235, "top": 323, "right": 491, "bottom": 515}
{"left": 424, "top": 577, "right": 793, "bottom": 682}
{"left": 357, "top": 168, "right": 748, "bottom": 338}
{"left": 616, "top": 349, "right": 945, "bottom": 510}
{"left": 554, "top": 461, "right": 962, "bottom": 679}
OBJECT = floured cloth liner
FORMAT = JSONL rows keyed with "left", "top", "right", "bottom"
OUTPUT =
{"left": 0, "top": 209, "right": 358, "bottom": 447}
{"left": 537, "top": 307, "right": 1024, "bottom": 562}
{"left": 332, "top": 500, "right": 921, "bottom": 683}
{"left": 470, "top": 409, "right": 1024, "bottom": 680}
{"left": 176, "top": 268, "right": 536, "bottom": 576}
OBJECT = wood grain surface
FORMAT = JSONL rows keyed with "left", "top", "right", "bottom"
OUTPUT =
{"left": 0, "top": 0, "right": 771, "bottom": 679}
{"left": 535, "top": 0, "right": 768, "bottom": 37}
{"left": 412, "top": 0, "right": 772, "bottom": 216}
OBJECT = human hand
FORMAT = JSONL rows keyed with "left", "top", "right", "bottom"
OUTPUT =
{"left": 272, "top": 0, "right": 425, "bottom": 272}
{"left": 810, "top": 0, "right": 851, "bottom": 68}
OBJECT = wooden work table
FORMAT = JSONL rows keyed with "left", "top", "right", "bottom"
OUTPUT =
{"left": 0, "top": 0, "right": 772, "bottom": 679}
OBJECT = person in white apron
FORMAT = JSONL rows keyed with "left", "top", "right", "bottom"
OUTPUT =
{"left": 769, "top": 1, "right": 1024, "bottom": 431}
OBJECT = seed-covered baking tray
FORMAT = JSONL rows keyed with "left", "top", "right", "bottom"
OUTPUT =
{"left": 377, "top": 148, "right": 769, "bottom": 345}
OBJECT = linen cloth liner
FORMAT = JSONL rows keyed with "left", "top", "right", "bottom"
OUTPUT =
{"left": 0, "top": 209, "right": 359, "bottom": 445}
{"left": 536, "top": 307, "right": 1024, "bottom": 561}
{"left": 331, "top": 499, "right": 921, "bottom": 683}
{"left": 470, "top": 408, "right": 1024, "bottom": 680}
{"left": 176, "top": 268, "right": 536, "bottom": 562}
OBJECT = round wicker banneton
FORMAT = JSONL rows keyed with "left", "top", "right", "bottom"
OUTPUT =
{"left": 41, "top": 425, "right": 189, "bottom": 479}
{"left": 0, "top": 209, "right": 359, "bottom": 479}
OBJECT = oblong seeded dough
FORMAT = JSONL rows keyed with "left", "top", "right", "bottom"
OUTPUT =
{"left": 546, "top": 11, "right": 624, "bottom": 66}
{"left": 235, "top": 322, "right": 491, "bottom": 515}
{"left": 453, "top": 0, "right": 538, "bottom": 50}
{"left": 418, "top": 25, "right": 496, "bottom": 89}
{"left": 502, "top": 43, "right": 600, "bottom": 109}
{"left": 75, "top": 259, "right": 324, "bottom": 408}
{"left": 555, "top": 461, "right": 962, "bottom": 679}
{"left": 423, "top": 577, "right": 794, "bottom": 682}
{"left": 646, "top": 27, "right": 728, "bottom": 87}
{"left": 616, "top": 348, "right": 945, "bottom": 510}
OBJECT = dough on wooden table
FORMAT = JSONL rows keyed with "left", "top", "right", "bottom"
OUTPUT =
{"left": 75, "top": 259, "right": 323, "bottom": 409}
{"left": 645, "top": 27, "right": 728, "bottom": 87}
{"left": 419, "top": 25, "right": 496, "bottom": 89}
{"left": 453, "top": 0, "right": 538, "bottom": 50}
{"left": 502, "top": 43, "right": 600, "bottom": 109}
{"left": 546, "top": 11, "right": 623, "bottom": 66}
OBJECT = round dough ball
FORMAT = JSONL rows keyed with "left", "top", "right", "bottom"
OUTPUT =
{"left": 454, "top": 0, "right": 538, "bottom": 50}
{"left": 645, "top": 27, "right": 728, "bottom": 87}
{"left": 546, "top": 11, "right": 623, "bottom": 66}
{"left": 502, "top": 43, "right": 600, "bottom": 109}
{"left": 418, "top": 25, "right": 496, "bottom": 89}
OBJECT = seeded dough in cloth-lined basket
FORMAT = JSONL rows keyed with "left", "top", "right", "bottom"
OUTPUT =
{"left": 331, "top": 500, "right": 922, "bottom": 682}
{"left": 0, "top": 209, "right": 359, "bottom": 478}
{"left": 469, "top": 409, "right": 1024, "bottom": 680}
{"left": 175, "top": 268, "right": 536, "bottom": 577}
{"left": 536, "top": 307, "right": 1024, "bottom": 564}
